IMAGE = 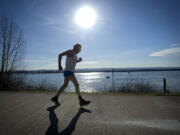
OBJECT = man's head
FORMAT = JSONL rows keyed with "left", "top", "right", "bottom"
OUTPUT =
{"left": 73, "top": 43, "right": 81, "bottom": 54}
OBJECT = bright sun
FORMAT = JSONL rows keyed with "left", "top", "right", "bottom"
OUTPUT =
{"left": 75, "top": 6, "right": 96, "bottom": 29}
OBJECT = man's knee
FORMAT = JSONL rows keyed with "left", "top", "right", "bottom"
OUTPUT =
{"left": 70, "top": 76, "right": 79, "bottom": 87}
{"left": 62, "top": 77, "right": 70, "bottom": 88}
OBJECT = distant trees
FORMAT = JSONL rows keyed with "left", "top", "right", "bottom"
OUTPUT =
{"left": 0, "top": 17, "right": 26, "bottom": 89}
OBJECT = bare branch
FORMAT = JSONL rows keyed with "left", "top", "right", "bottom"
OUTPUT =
{"left": 0, "top": 17, "right": 26, "bottom": 73}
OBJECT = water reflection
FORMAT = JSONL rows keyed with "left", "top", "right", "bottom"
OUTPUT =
{"left": 78, "top": 72, "right": 103, "bottom": 80}
{"left": 77, "top": 72, "right": 106, "bottom": 92}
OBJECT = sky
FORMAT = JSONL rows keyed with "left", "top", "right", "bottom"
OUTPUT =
{"left": 0, "top": 0, "right": 180, "bottom": 70}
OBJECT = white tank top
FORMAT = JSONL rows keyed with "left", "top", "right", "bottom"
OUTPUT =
{"left": 65, "top": 53, "right": 77, "bottom": 72}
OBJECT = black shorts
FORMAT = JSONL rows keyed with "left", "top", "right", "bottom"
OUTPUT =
{"left": 63, "top": 70, "right": 74, "bottom": 77}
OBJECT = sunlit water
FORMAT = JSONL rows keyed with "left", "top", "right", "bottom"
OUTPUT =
{"left": 17, "top": 71, "right": 180, "bottom": 93}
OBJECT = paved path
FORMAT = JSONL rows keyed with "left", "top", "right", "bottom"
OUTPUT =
{"left": 0, "top": 91, "right": 180, "bottom": 135}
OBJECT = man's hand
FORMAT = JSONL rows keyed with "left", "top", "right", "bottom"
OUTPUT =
{"left": 77, "top": 57, "right": 82, "bottom": 63}
{"left": 58, "top": 65, "right": 63, "bottom": 71}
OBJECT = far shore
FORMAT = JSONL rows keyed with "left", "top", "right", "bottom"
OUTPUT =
{"left": 11, "top": 67, "right": 180, "bottom": 74}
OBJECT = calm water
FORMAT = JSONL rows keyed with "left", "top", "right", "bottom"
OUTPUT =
{"left": 18, "top": 71, "right": 180, "bottom": 93}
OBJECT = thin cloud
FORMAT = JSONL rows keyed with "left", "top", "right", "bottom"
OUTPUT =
{"left": 169, "top": 43, "right": 180, "bottom": 47}
{"left": 43, "top": 15, "right": 64, "bottom": 28}
{"left": 42, "top": 15, "right": 79, "bottom": 35}
{"left": 24, "top": 58, "right": 57, "bottom": 70}
{"left": 81, "top": 61, "right": 99, "bottom": 65}
{"left": 150, "top": 47, "right": 180, "bottom": 57}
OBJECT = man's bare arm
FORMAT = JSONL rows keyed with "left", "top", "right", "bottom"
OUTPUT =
{"left": 58, "top": 50, "right": 71, "bottom": 71}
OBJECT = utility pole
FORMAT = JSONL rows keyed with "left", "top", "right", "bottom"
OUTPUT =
{"left": 163, "top": 78, "right": 166, "bottom": 94}
{"left": 112, "top": 68, "right": 115, "bottom": 91}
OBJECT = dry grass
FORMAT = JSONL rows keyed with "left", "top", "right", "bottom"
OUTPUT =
{"left": 102, "top": 79, "right": 157, "bottom": 93}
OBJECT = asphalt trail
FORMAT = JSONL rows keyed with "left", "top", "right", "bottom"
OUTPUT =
{"left": 0, "top": 91, "right": 180, "bottom": 135}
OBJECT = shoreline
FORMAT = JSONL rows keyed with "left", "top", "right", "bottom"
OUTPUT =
{"left": 12, "top": 68, "right": 180, "bottom": 74}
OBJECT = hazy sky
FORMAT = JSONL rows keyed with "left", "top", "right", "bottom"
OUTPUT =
{"left": 0, "top": 0, "right": 180, "bottom": 70}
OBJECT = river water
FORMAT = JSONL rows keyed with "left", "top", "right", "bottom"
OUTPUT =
{"left": 16, "top": 71, "right": 180, "bottom": 93}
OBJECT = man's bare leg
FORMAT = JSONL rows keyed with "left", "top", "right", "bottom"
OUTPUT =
{"left": 69, "top": 76, "right": 81, "bottom": 97}
{"left": 70, "top": 76, "right": 90, "bottom": 106}
{"left": 56, "top": 77, "right": 70, "bottom": 97}
{"left": 51, "top": 77, "right": 70, "bottom": 105}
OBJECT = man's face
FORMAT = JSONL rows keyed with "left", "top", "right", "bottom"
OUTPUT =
{"left": 74, "top": 46, "right": 81, "bottom": 53}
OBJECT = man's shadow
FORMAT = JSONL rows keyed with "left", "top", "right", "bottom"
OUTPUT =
{"left": 45, "top": 104, "right": 91, "bottom": 135}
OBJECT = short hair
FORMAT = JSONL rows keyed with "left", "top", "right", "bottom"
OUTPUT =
{"left": 73, "top": 43, "right": 81, "bottom": 49}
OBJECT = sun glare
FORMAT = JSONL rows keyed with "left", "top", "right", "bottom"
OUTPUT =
{"left": 75, "top": 6, "right": 96, "bottom": 29}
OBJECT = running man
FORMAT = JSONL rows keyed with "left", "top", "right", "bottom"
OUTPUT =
{"left": 51, "top": 44, "right": 90, "bottom": 106}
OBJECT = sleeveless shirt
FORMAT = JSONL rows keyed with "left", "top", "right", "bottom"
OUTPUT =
{"left": 64, "top": 53, "right": 77, "bottom": 72}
